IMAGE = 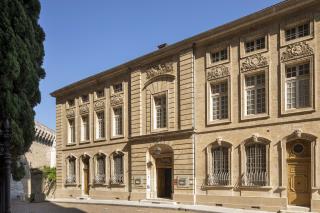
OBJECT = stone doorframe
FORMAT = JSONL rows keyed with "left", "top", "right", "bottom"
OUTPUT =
{"left": 279, "top": 130, "right": 319, "bottom": 199}
{"left": 79, "top": 153, "right": 93, "bottom": 196}
{"left": 146, "top": 144, "right": 173, "bottom": 199}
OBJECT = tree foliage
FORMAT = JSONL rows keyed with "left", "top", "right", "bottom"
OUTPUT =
{"left": 0, "top": 0, "right": 45, "bottom": 180}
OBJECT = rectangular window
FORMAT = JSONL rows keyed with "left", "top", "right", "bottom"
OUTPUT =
{"left": 245, "top": 144, "right": 267, "bottom": 186}
{"left": 66, "top": 158, "right": 76, "bottom": 184}
{"left": 154, "top": 95, "right": 167, "bottom": 129}
{"left": 95, "top": 156, "right": 105, "bottom": 184}
{"left": 113, "top": 107, "right": 123, "bottom": 136}
{"left": 211, "top": 49, "right": 228, "bottom": 63}
{"left": 96, "top": 90, "right": 104, "bottom": 99}
{"left": 81, "top": 115, "right": 89, "bottom": 141}
{"left": 245, "top": 37, "right": 265, "bottom": 53}
{"left": 211, "top": 82, "right": 228, "bottom": 120}
{"left": 245, "top": 74, "right": 266, "bottom": 115}
{"left": 68, "top": 119, "right": 75, "bottom": 144}
{"left": 113, "top": 83, "right": 123, "bottom": 93}
{"left": 286, "top": 63, "right": 310, "bottom": 109}
{"left": 285, "top": 23, "right": 310, "bottom": 41}
{"left": 96, "top": 111, "right": 105, "bottom": 139}
{"left": 208, "top": 147, "right": 230, "bottom": 186}
{"left": 81, "top": 94, "right": 89, "bottom": 103}
{"left": 113, "top": 154, "right": 124, "bottom": 184}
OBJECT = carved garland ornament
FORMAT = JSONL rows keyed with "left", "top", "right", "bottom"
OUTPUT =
{"left": 145, "top": 62, "right": 173, "bottom": 79}
{"left": 66, "top": 109, "right": 75, "bottom": 118}
{"left": 110, "top": 93, "right": 123, "bottom": 106}
{"left": 94, "top": 100, "right": 105, "bottom": 111}
{"left": 79, "top": 104, "right": 89, "bottom": 114}
{"left": 241, "top": 54, "right": 268, "bottom": 72}
{"left": 281, "top": 41, "right": 313, "bottom": 62}
{"left": 207, "top": 65, "right": 229, "bottom": 81}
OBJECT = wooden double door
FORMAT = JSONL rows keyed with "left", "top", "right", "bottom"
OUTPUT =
{"left": 157, "top": 168, "right": 172, "bottom": 198}
{"left": 287, "top": 140, "right": 311, "bottom": 206}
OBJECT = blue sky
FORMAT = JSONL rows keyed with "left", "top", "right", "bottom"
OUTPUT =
{"left": 36, "top": 0, "right": 282, "bottom": 129}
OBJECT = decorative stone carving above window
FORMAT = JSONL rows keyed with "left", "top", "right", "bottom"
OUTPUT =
{"left": 79, "top": 104, "right": 89, "bottom": 114}
{"left": 66, "top": 109, "right": 75, "bottom": 118}
{"left": 281, "top": 41, "right": 313, "bottom": 62}
{"left": 110, "top": 93, "right": 123, "bottom": 106}
{"left": 241, "top": 54, "right": 268, "bottom": 72}
{"left": 94, "top": 100, "right": 105, "bottom": 111}
{"left": 207, "top": 65, "right": 229, "bottom": 81}
{"left": 145, "top": 62, "right": 173, "bottom": 79}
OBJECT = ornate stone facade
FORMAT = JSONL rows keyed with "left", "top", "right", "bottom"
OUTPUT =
{"left": 51, "top": 1, "right": 320, "bottom": 212}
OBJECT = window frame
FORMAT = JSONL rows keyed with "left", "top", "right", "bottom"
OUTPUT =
{"left": 151, "top": 91, "right": 168, "bottom": 132}
{"left": 110, "top": 152, "right": 125, "bottom": 185}
{"left": 67, "top": 118, "right": 76, "bottom": 145}
{"left": 95, "top": 110, "right": 106, "bottom": 140}
{"left": 95, "top": 89, "right": 105, "bottom": 100}
{"left": 207, "top": 79, "right": 231, "bottom": 125}
{"left": 112, "top": 106, "right": 123, "bottom": 138}
{"left": 240, "top": 33, "right": 268, "bottom": 58}
{"left": 240, "top": 68, "right": 269, "bottom": 121}
{"left": 94, "top": 154, "right": 107, "bottom": 185}
{"left": 112, "top": 82, "right": 123, "bottom": 94}
{"left": 80, "top": 115, "right": 90, "bottom": 142}
{"left": 280, "top": 56, "right": 314, "bottom": 115}
{"left": 206, "top": 45, "right": 230, "bottom": 68}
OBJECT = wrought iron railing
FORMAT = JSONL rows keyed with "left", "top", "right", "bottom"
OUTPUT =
{"left": 65, "top": 175, "right": 76, "bottom": 184}
{"left": 94, "top": 174, "right": 106, "bottom": 184}
{"left": 242, "top": 171, "right": 268, "bottom": 186}
{"left": 111, "top": 174, "right": 124, "bottom": 184}
{"left": 207, "top": 172, "right": 230, "bottom": 186}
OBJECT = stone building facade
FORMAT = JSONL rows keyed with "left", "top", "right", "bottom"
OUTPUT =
{"left": 51, "top": 0, "right": 320, "bottom": 211}
{"left": 11, "top": 121, "right": 56, "bottom": 200}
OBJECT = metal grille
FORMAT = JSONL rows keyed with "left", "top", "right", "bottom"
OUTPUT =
{"left": 112, "top": 154, "right": 124, "bottom": 184}
{"left": 154, "top": 95, "right": 167, "bottom": 128}
{"left": 95, "top": 156, "right": 105, "bottom": 184}
{"left": 208, "top": 147, "right": 230, "bottom": 185}
{"left": 211, "top": 82, "right": 228, "bottom": 120}
{"left": 66, "top": 158, "right": 76, "bottom": 184}
{"left": 113, "top": 107, "right": 123, "bottom": 135}
{"left": 286, "top": 63, "right": 310, "bottom": 109}
{"left": 243, "top": 144, "right": 267, "bottom": 186}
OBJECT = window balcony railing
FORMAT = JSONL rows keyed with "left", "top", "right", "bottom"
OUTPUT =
{"left": 207, "top": 172, "right": 230, "bottom": 186}
{"left": 242, "top": 171, "right": 268, "bottom": 186}
{"left": 65, "top": 175, "right": 76, "bottom": 184}
{"left": 94, "top": 174, "right": 105, "bottom": 184}
{"left": 111, "top": 174, "right": 124, "bottom": 184}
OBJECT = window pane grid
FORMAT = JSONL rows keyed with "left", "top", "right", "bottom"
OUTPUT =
{"left": 81, "top": 116, "right": 89, "bottom": 141}
{"left": 68, "top": 119, "right": 75, "bottom": 144}
{"left": 211, "top": 82, "right": 228, "bottom": 120}
{"left": 285, "top": 23, "right": 310, "bottom": 41}
{"left": 245, "top": 74, "right": 266, "bottom": 115}
{"left": 113, "top": 107, "right": 123, "bottom": 135}
{"left": 208, "top": 147, "right": 230, "bottom": 186}
{"left": 211, "top": 49, "right": 228, "bottom": 63}
{"left": 154, "top": 95, "right": 167, "bottom": 128}
{"left": 97, "top": 112, "right": 105, "bottom": 138}
{"left": 245, "top": 37, "right": 265, "bottom": 53}
{"left": 112, "top": 154, "right": 124, "bottom": 184}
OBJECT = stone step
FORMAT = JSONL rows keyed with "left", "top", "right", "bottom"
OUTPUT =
{"left": 140, "top": 199, "right": 177, "bottom": 205}
{"left": 280, "top": 205, "right": 313, "bottom": 213}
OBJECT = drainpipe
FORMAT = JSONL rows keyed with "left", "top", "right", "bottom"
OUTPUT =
{"left": 191, "top": 43, "right": 196, "bottom": 206}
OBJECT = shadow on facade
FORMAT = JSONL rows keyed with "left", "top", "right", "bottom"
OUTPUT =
{"left": 12, "top": 200, "right": 86, "bottom": 213}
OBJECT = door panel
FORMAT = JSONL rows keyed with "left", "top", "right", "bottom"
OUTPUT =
{"left": 157, "top": 168, "right": 172, "bottom": 198}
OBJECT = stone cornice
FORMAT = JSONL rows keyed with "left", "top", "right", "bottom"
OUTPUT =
{"left": 51, "top": 0, "right": 318, "bottom": 98}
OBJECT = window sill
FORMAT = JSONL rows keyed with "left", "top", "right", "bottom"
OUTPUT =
{"left": 206, "top": 60, "right": 230, "bottom": 69}
{"left": 92, "top": 183, "right": 108, "bottom": 187}
{"left": 64, "top": 183, "right": 77, "bottom": 187}
{"left": 241, "top": 113, "right": 269, "bottom": 122}
{"left": 110, "top": 183, "right": 125, "bottom": 188}
{"left": 202, "top": 185, "right": 233, "bottom": 190}
{"left": 207, "top": 119, "right": 231, "bottom": 127}
{"left": 239, "top": 186, "right": 272, "bottom": 191}
{"left": 151, "top": 128, "right": 168, "bottom": 134}
{"left": 66, "top": 143, "right": 76, "bottom": 147}
{"left": 281, "top": 107, "right": 315, "bottom": 117}
{"left": 110, "top": 135, "right": 124, "bottom": 140}
{"left": 241, "top": 48, "right": 268, "bottom": 59}
{"left": 281, "top": 35, "right": 313, "bottom": 48}
{"left": 94, "top": 138, "right": 106, "bottom": 142}
{"left": 80, "top": 140, "right": 90, "bottom": 144}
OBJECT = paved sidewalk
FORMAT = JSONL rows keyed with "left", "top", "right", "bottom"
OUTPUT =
{"left": 51, "top": 198, "right": 274, "bottom": 213}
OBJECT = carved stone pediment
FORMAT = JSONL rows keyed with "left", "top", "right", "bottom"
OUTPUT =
{"left": 79, "top": 104, "right": 89, "bottom": 114}
{"left": 66, "top": 108, "right": 75, "bottom": 118}
{"left": 145, "top": 62, "right": 173, "bottom": 79}
{"left": 207, "top": 65, "right": 229, "bottom": 81}
{"left": 281, "top": 41, "right": 313, "bottom": 62}
{"left": 110, "top": 93, "right": 123, "bottom": 106}
{"left": 94, "top": 100, "right": 105, "bottom": 111}
{"left": 241, "top": 54, "right": 268, "bottom": 72}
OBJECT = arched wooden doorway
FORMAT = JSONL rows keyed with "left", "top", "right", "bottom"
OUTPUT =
{"left": 146, "top": 144, "right": 173, "bottom": 199}
{"left": 81, "top": 155, "right": 90, "bottom": 195}
{"left": 287, "top": 139, "right": 311, "bottom": 206}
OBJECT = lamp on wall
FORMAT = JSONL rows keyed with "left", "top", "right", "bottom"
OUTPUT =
{"left": 154, "top": 146, "right": 161, "bottom": 155}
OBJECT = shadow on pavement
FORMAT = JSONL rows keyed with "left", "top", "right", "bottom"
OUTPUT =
{"left": 12, "top": 200, "right": 86, "bottom": 213}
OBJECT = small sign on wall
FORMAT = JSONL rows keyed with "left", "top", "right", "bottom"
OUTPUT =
{"left": 133, "top": 176, "right": 144, "bottom": 187}
{"left": 177, "top": 176, "right": 189, "bottom": 188}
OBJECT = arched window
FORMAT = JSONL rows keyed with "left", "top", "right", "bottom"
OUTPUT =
{"left": 244, "top": 143, "right": 267, "bottom": 186}
{"left": 95, "top": 154, "right": 106, "bottom": 184}
{"left": 111, "top": 153, "right": 124, "bottom": 184}
{"left": 66, "top": 156, "right": 76, "bottom": 184}
{"left": 206, "top": 140, "right": 231, "bottom": 186}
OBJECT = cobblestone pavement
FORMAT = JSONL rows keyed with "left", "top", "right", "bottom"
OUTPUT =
{"left": 12, "top": 200, "right": 196, "bottom": 213}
